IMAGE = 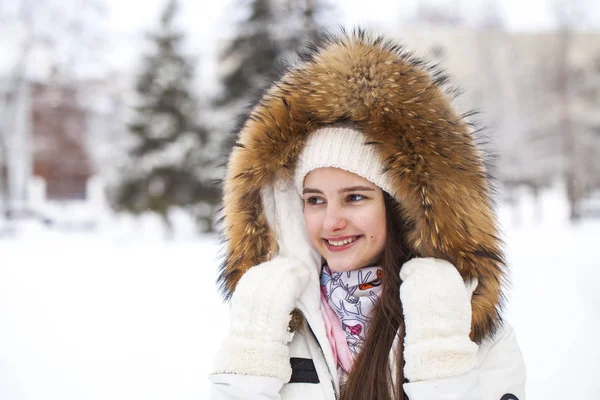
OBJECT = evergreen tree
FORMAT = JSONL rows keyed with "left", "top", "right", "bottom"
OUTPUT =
{"left": 214, "top": 0, "right": 331, "bottom": 151}
{"left": 216, "top": 0, "right": 284, "bottom": 109}
{"left": 110, "top": 0, "right": 219, "bottom": 234}
{"left": 283, "top": 0, "right": 331, "bottom": 56}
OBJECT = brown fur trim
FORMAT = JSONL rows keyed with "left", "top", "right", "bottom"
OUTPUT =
{"left": 218, "top": 29, "right": 506, "bottom": 343}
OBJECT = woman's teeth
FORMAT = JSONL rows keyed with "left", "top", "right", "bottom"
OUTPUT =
{"left": 327, "top": 237, "right": 358, "bottom": 247}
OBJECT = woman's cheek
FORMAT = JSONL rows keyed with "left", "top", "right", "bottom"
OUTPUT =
{"left": 304, "top": 211, "right": 321, "bottom": 246}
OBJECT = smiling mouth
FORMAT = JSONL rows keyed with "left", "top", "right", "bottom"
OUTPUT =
{"left": 324, "top": 236, "right": 361, "bottom": 251}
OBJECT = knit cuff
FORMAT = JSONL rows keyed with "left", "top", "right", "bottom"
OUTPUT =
{"left": 212, "top": 336, "right": 292, "bottom": 383}
{"left": 404, "top": 336, "right": 478, "bottom": 382}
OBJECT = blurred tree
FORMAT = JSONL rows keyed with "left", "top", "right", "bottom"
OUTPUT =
{"left": 215, "top": 0, "right": 282, "bottom": 109}
{"left": 494, "top": 39, "right": 561, "bottom": 221}
{"left": 109, "top": 0, "right": 219, "bottom": 235}
{"left": 554, "top": 0, "right": 596, "bottom": 221}
{"left": 283, "top": 0, "right": 330, "bottom": 54}
{"left": 411, "top": 0, "right": 465, "bottom": 26}
{"left": 569, "top": 50, "right": 600, "bottom": 216}
{"left": 476, "top": 0, "right": 505, "bottom": 30}
{"left": 493, "top": 0, "right": 600, "bottom": 222}
{"left": 214, "top": 0, "right": 331, "bottom": 155}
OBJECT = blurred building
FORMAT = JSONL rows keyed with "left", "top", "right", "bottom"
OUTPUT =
{"left": 395, "top": 28, "right": 600, "bottom": 192}
{"left": 0, "top": 75, "right": 126, "bottom": 217}
{"left": 31, "top": 82, "right": 93, "bottom": 200}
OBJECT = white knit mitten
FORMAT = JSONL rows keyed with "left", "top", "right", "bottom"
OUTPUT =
{"left": 212, "top": 256, "right": 310, "bottom": 382}
{"left": 400, "top": 258, "right": 479, "bottom": 382}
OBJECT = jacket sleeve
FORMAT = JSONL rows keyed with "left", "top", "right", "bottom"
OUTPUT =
{"left": 403, "top": 323, "right": 527, "bottom": 400}
{"left": 209, "top": 373, "right": 285, "bottom": 400}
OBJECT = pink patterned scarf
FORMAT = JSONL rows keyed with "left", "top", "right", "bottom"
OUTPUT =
{"left": 320, "top": 265, "right": 383, "bottom": 373}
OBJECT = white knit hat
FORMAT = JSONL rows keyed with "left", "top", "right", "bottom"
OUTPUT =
{"left": 294, "top": 126, "right": 394, "bottom": 195}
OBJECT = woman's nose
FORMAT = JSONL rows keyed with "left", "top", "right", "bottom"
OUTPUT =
{"left": 323, "top": 205, "right": 346, "bottom": 232}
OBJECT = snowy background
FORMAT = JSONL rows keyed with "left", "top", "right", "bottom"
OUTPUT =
{"left": 1, "top": 186, "right": 599, "bottom": 400}
{"left": 2, "top": 0, "right": 600, "bottom": 399}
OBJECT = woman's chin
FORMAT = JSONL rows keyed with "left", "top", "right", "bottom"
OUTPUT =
{"left": 326, "top": 260, "right": 362, "bottom": 273}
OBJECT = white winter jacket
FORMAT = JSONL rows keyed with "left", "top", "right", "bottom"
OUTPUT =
{"left": 209, "top": 272, "right": 526, "bottom": 400}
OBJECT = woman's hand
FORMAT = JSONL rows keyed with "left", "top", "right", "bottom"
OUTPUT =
{"left": 212, "top": 256, "right": 311, "bottom": 382}
{"left": 400, "top": 257, "right": 479, "bottom": 382}
{"left": 228, "top": 256, "right": 310, "bottom": 343}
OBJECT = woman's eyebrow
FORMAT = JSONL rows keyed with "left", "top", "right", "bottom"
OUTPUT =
{"left": 340, "top": 186, "right": 375, "bottom": 193}
{"left": 302, "top": 188, "right": 322, "bottom": 195}
{"left": 302, "top": 186, "right": 375, "bottom": 195}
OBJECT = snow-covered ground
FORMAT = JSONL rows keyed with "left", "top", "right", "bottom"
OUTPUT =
{"left": 498, "top": 188, "right": 600, "bottom": 400}
{"left": 0, "top": 187, "right": 599, "bottom": 399}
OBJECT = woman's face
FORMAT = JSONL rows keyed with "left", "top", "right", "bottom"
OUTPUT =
{"left": 302, "top": 167, "right": 387, "bottom": 273}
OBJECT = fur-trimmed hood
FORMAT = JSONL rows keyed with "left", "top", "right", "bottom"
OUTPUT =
{"left": 218, "top": 30, "right": 506, "bottom": 343}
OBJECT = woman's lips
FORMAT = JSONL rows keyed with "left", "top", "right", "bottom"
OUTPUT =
{"left": 323, "top": 235, "right": 361, "bottom": 252}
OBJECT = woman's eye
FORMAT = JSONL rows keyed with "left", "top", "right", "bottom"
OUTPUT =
{"left": 347, "top": 194, "right": 365, "bottom": 202}
{"left": 306, "top": 197, "right": 324, "bottom": 205}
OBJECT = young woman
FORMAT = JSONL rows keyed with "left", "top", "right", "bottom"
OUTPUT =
{"left": 209, "top": 30, "right": 526, "bottom": 400}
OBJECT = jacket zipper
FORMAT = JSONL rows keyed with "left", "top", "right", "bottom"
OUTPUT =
{"left": 297, "top": 309, "right": 339, "bottom": 400}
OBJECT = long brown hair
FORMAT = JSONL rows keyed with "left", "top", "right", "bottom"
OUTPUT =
{"left": 340, "top": 193, "right": 414, "bottom": 400}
